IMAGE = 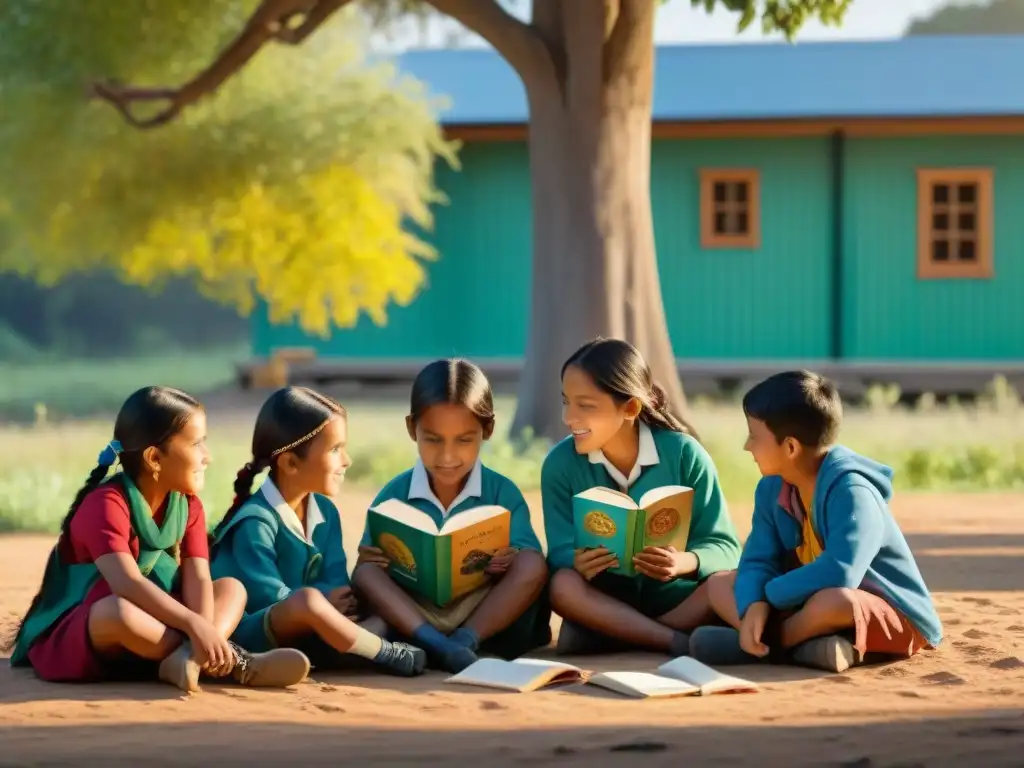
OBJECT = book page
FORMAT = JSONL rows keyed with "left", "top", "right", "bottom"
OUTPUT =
{"left": 370, "top": 499, "right": 440, "bottom": 534}
{"left": 638, "top": 487, "right": 693, "bottom": 551}
{"left": 439, "top": 504, "right": 510, "bottom": 535}
{"left": 638, "top": 484, "right": 692, "bottom": 509}
{"left": 587, "top": 671, "right": 699, "bottom": 699}
{"left": 445, "top": 658, "right": 585, "bottom": 692}
{"left": 656, "top": 656, "right": 760, "bottom": 695}
{"left": 575, "top": 486, "right": 638, "bottom": 509}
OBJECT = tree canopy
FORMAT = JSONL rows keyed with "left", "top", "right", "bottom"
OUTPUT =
{"left": 906, "top": 0, "right": 1024, "bottom": 35}
{"left": 0, "top": 0, "right": 851, "bottom": 349}
{"left": 0, "top": 1, "right": 456, "bottom": 335}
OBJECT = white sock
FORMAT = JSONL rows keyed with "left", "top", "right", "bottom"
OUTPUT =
{"left": 348, "top": 627, "right": 385, "bottom": 660}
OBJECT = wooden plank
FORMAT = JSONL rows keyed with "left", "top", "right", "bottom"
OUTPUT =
{"left": 236, "top": 357, "right": 1024, "bottom": 400}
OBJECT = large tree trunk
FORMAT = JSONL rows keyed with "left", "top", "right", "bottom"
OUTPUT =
{"left": 509, "top": 1, "right": 691, "bottom": 442}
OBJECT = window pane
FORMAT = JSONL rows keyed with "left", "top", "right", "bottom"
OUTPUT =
{"left": 734, "top": 182, "right": 748, "bottom": 203}
{"left": 714, "top": 211, "right": 728, "bottom": 233}
{"left": 713, "top": 182, "right": 728, "bottom": 203}
{"left": 957, "top": 184, "right": 976, "bottom": 203}
{"left": 932, "top": 213, "right": 949, "bottom": 231}
{"left": 932, "top": 184, "right": 949, "bottom": 204}
{"left": 736, "top": 211, "right": 749, "bottom": 234}
{"left": 932, "top": 239, "right": 950, "bottom": 262}
{"left": 958, "top": 239, "right": 976, "bottom": 262}
{"left": 958, "top": 212, "right": 976, "bottom": 232}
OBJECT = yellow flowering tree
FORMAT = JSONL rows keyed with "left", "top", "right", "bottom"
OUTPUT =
{"left": 0, "top": 1, "right": 456, "bottom": 334}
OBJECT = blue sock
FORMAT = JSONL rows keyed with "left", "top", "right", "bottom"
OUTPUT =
{"left": 448, "top": 626, "right": 481, "bottom": 652}
{"left": 413, "top": 624, "right": 478, "bottom": 673}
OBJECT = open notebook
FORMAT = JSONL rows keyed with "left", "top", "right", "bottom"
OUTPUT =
{"left": 443, "top": 656, "right": 759, "bottom": 698}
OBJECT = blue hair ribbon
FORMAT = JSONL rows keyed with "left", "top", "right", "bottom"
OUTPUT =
{"left": 98, "top": 440, "right": 123, "bottom": 467}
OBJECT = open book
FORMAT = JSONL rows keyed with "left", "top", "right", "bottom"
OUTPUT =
{"left": 367, "top": 498, "right": 511, "bottom": 606}
{"left": 593, "top": 656, "right": 760, "bottom": 698}
{"left": 444, "top": 656, "right": 758, "bottom": 698}
{"left": 573, "top": 485, "right": 693, "bottom": 576}
{"left": 445, "top": 658, "right": 586, "bottom": 693}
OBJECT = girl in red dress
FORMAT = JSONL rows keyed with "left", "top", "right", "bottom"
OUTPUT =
{"left": 8, "top": 386, "right": 309, "bottom": 692}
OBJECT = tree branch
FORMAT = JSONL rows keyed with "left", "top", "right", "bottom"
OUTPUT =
{"left": 275, "top": 0, "right": 351, "bottom": 43}
{"left": 603, "top": 0, "right": 656, "bottom": 87}
{"left": 90, "top": 0, "right": 350, "bottom": 129}
{"left": 424, "top": 0, "right": 556, "bottom": 89}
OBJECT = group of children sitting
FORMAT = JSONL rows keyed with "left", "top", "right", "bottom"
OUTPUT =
{"left": 6, "top": 337, "right": 943, "bottom": 693}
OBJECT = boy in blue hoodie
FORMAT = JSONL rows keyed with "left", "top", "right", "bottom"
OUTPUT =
{"left": 689, "top": 371, "right": 942, "bottom": 673}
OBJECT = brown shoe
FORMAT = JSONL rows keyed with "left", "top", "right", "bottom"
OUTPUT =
{"left": 229, "top": 642, "right": 310, "bottom": 687}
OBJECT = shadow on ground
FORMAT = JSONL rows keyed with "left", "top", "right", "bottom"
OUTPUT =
{"left": 908, "top": 533, "right": 1024, "bottom": 592}
{"left": 1, "top": 710, "right": 1023, "bottom": 766}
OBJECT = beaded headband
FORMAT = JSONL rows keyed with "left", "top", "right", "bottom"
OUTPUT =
{"left": 269, "top": 417, "right": 334, "bottom": 458}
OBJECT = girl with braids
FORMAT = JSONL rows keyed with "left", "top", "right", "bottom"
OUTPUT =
{"left": 209, "top": 386, "right": 427, "bottom": 677}
{"left": 353, "top": 359, "right": 551, "bottom": 674}
{"left": 9, "top": 386, "right": 309, "bottom": 692}
{"left": 540, "top": 338, "right": 741, "bottom": 656}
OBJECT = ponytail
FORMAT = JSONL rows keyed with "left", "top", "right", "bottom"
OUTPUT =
{"left": 638, "top": 382, "right": 701, "bottom": 442}
{"left": 210, "top": 460, "right": 265, "bottom": 544}
{"left": 7, "top": 387, "right": 201, "bottom": 652}
{"left": 209, "top": 386, "right": 347, "bottom": 547}
{"left": 6, "top": 457, "right": 112, "bottom": 651}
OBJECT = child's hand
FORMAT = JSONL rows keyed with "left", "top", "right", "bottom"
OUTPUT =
{"left": 485, "top": 547, "right": 520, "bottom": 575}
{"left": 187, "top": 615, "right": 234, "bottom": 673}
{"left": 573, "top": 547, "right": 618, "bottom": 581}
{"left": 356, "top": 545, "right": 390, "bottom": 569}
{"left": 851, "top": 592, "right": 904, "bottom": 656}
{"left": 739, "top": 601, "right": 771, "bottom": 657}
{"left": 633, "top": 546, "right": 694, "bottom": 581}
{"left": 328, "top": 586, "right": 359, "bottom": 619}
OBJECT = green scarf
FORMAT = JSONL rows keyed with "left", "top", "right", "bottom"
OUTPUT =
{"left": 11, "top": 473, "right": 188, "bottom": 666}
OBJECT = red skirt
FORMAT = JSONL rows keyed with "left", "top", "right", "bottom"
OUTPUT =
{"left": 26, "top": 581, "right": 171, "bottom": 683}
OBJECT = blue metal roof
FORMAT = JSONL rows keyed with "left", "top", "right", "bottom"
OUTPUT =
{"left": 393, "top": 36, "right": 1024, "bottom": 124}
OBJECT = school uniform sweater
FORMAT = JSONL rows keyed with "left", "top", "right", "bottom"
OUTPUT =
{"left": 541, "top": 424, "right": 741, "bottom": 580}
{"left": 733, "top": 445, "right": 943, "bottom": 648}
{"left": 210, "top": 478, "right": 349, "bottom": 614}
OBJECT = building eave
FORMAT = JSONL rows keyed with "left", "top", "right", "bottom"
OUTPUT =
{"left": 445, "top": 115, "right": 1024, "bottom": 142}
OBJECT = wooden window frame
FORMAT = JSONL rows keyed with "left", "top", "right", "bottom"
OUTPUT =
{"left": 916, "top": 168, "right": 993, "bottom": 279}
{"left": 700, "top": 168, "right": 761, "bottom": 249}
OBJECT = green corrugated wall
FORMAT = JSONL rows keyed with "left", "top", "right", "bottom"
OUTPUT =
{"left": 252, "top": 134, "right": 1023, "bottom": 362}
{"left": 842, "top": 136, "right": 1024, "bottom": 360}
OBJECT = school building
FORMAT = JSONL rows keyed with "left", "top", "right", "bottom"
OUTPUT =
{"left": 244, "top": 35, "right": 1024, "bottom": 396}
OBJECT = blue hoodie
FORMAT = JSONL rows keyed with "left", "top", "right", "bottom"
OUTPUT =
{"left": 734, "top": 445, "right": 943, "bottom": 648}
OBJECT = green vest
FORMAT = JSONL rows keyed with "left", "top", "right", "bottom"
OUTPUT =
{"left": 11, "top": 473, "right": 188, "bottom": 666}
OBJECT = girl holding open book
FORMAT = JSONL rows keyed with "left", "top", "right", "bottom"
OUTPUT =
{"left": 209, "top": 386, "right": 427, "bottom": 677}
{"left": 541, "top": 338, "right": 742, "bottom": 656}
{"left": 353, "top": 359, "right": 551, "bottom": 673}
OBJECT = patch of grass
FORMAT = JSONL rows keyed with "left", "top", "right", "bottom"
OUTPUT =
{"left": 0, "top": 345, "right": 248, "bottom": 422}
{"left": 1, "top": 380, "right": 1022, "bottom": 534}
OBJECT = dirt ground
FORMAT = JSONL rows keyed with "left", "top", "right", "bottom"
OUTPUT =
{"left": 2, "top": 491, "right": 1024, "bottom": 767}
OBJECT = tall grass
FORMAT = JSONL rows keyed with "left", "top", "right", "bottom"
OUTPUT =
{"left": 2, "top": 378, "right": 1022, "bottom": 534}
